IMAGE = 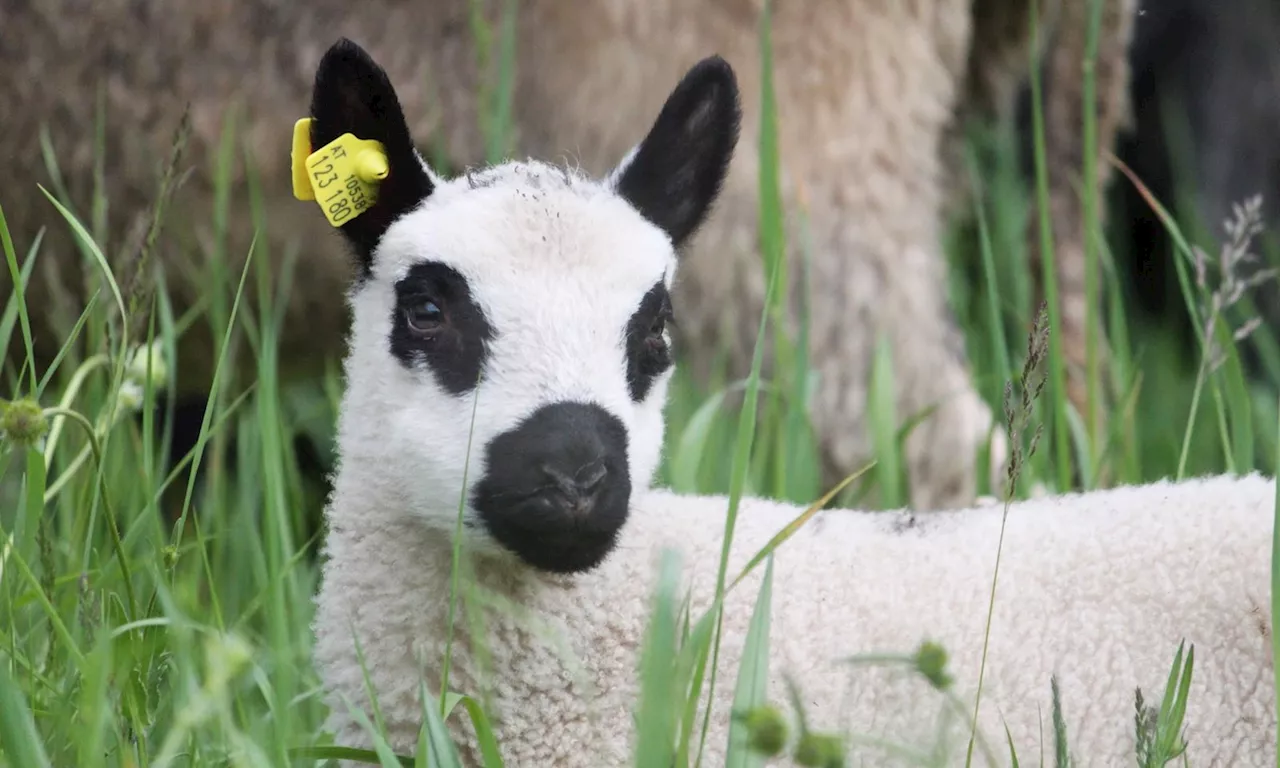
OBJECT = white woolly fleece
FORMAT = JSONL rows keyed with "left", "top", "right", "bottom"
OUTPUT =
{"left": 313, "top": 472, "right": 1278, "bottom": 767}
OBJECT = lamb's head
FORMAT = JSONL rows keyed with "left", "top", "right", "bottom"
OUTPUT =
{"left": 308, "top": 39, "right": 740, "bottom": 575}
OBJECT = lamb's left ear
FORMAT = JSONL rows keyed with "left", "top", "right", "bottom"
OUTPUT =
{"left": 610, "top": 55, "right": 742, "bottom": 251}
{"left": 309, "top": 38, "right": 434, "bottom": 274}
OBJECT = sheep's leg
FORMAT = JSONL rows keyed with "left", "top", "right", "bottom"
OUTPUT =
{"left": 669, "top": 154, "right": 1009, "bottom": 512}
{"left": 937, "top": 0, "right": 1036, "bottom": 226}
{"left": 940, "top": 0, "right": 1138, "bottom": 486}
{"left": 667, "top": 2, "right": 1009, "bottom": 511}
{"left": 1025, "top": 0, "right": 1138, "bottom": 454}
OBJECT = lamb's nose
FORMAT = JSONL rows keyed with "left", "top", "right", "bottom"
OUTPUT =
{"left": 472, "top": 400, "right": 633, "bottom": 574}
{"left": 543, "top": 459, "right": 608, "bottom": 510}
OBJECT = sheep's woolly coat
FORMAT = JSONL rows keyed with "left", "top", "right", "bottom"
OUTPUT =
{"left": 3, "top": 0, "right": 1137, "bottom": 510}
{"left": 314, "top": 472, "right": 1278, "bottom": 767}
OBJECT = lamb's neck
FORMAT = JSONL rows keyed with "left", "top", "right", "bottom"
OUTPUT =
{"left": 323, "top": 457, "right": 573, "bottom": 596}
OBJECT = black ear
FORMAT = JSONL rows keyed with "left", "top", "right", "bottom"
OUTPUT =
{"left": 611, "top": 56, "right": 741, "bottom": 250}
{"left": 308, "top": 38, "right": 434, "bottom": 275}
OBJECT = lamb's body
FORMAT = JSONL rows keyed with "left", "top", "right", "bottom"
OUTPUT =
{"left": 299, "top": 38, "right": 1274, "bottom": 768}
{"left": 316, "top": 473, "right": 1278, "bottom": 766}
{"left": 1, "top": 0, "right": 1138, "bottom": 509}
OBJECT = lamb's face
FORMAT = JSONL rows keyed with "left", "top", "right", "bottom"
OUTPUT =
{"left": 348, "top": 168, "right": 679, "bottom": 573}
{"left": 307, "top": 39, "right": 740, "bottom": 574}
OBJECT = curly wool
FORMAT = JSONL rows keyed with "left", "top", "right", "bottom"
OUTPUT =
{"left": 314, "top": 471, "right": 1278, "bottom": 767}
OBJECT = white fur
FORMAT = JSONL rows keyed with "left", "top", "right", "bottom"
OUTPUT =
{"left": 313, "top": 147, "right": 1279, "bottom": 766}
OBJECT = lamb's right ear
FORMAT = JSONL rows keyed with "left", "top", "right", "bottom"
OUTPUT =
{"left": 308, "top": 38, "right": 434, "bottom": 274}
{"left": 609, "top": 55, "right": 741, "bottom": 251}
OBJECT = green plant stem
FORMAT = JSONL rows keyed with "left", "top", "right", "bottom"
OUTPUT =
{"left": 1082, "top": 0, "right": 1105, "bottom": 461}
{"left": 41, "top": 353, "right": 110, "bottom": 469}
{"left": 41, "top": 406, "right": 140, "bottom": 624}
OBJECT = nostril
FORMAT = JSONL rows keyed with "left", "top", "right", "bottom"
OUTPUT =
{"left": 575, "top": 461, "right": 607, "bottom": 494}
{"left": 541, "top": 459, "right": 608, "bottom": 507}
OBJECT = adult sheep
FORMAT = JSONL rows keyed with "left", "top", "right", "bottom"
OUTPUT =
{"left": 1, "top": 0, "right": 1137, "bottom": 511}
{"left": 305, "top": 40, "right": 1277, "bottom": 766}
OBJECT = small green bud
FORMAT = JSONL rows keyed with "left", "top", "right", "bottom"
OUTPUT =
{"left": 740, "top": 703, "right": 788, "bottom": 756}
{"left": 793, "top": 731, "right": 846, "bottom": 768}
{"left": 204, "top": 631, "right": 254, "bottom": 685}
{"left": 914, "top": 640, "right": 953, "bottom": 691}
{"left": 221, "top": 632, "right": 253, "bottom": 672}
{"left": 116, "top": 381, "right": 144, "bottom": 414}
{"left": 1, "top": 399, "right": 48, "bottom": 448}
{"left": 126, "top": 341, "right": 168, "bottom": 389}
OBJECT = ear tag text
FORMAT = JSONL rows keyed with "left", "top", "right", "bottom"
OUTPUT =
{"left": 291, "top": 117, "right": 390, "bottom": 227}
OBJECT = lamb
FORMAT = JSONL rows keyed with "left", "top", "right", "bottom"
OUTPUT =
{"left": 306, "top": 39, "right": 1278, "bottom": 767}
{"left": 1, "top": 0, "right": 1140, "bottom": 511}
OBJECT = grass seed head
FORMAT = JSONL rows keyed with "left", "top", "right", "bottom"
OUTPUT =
{"left": 793, "top": 730, "right": 846, "bottom": 768}
{"left": 740, "top": 703, "right": 789, "bottom": 756}
{"left": 914, "top": 639, "right": 953, "bottom": 691}
{"left": 1, "top": 398, "right": 48, "bottom": 448}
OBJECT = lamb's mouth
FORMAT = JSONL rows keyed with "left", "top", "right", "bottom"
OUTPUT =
{"left": 480, "top": 510, "right": 627, "bottom": 574}
{"left": 470, "top": 401, "right": 633, "bottom": 575}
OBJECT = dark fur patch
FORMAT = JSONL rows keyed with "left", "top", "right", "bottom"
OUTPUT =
{"left": 388, "top": 261, "right": 494, "bottom": 396}
{"left": 308, "top": 38, "right": 434, "bottom": 277}
{"left": 472, "top": 401, "right": 632, "bottom": 574}
{"left": 624, "top": 281, "right": 675, "bottom": 402}
{"left": 614, "top": 55, "right": 742, "bottom": 250}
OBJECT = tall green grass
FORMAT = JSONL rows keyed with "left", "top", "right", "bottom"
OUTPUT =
{"left": 2, "top": 0, "right": 1279, "bottom": 765}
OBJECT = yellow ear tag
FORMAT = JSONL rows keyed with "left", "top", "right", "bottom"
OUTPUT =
{"left": 290, "top": 117, "right": 390, "bottom": 227}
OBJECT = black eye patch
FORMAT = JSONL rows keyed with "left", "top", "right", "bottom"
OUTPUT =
{"left": 388, "top": 261, "right": 494, "bottom": 395}
{"left": 624, "top": 281, "right": 675, "bottom": 402}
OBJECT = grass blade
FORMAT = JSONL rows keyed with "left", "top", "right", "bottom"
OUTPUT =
{"left": 725, "top": 556, "right": 775, "bottom": 767}
{"left": 0, "top": 658, "right": 53, "bottom": 768}
{"left": 634, "top": 549, "right": 683, "bottom": 768}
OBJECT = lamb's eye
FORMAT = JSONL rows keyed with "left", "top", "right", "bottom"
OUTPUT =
{"left": 648, "top": 302, "right": 675, "bottom": 342}
{"left": 648, "top": 315, "right": 666, "bottom": 340}
{"left": 406, "top": 299, "right": 444, "bottom": 333}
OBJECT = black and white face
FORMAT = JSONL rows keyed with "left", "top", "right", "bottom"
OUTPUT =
{"left": 309, "top": 38, "right": 740, "bottom": 574}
